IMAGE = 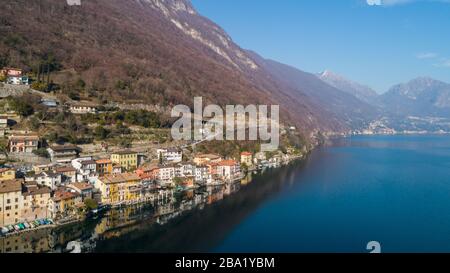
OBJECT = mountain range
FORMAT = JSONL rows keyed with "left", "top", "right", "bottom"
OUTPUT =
{"left": 318, "top": 70, "right": 450, "bottom": 132}
{"left": 381, "top": 77, "right": 450, "bottom": 117}
{"left": 318, "top": 70, "right": 379, "bottom": 105}
{"left": 0, "top": 0, "right": 449, "bottom": 138}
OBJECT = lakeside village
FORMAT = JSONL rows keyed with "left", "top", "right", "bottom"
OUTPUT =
{"left": 0, "top": 67, "right": 304, "bottom": 239}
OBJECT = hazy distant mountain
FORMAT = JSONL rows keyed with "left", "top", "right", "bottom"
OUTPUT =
{"left": 318, "top": 70, "right": 379, "bottom": 105}
{"left": 381, "top": 77, "right": 450, "bottom": 117}
{"left": 252, "top": 58, "right": 378, "bottom": 130}
{"left": 316, "top": 71, "right": 450, "bottom": 132}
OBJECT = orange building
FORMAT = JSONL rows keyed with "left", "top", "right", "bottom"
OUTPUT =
{"left": 8, "top": 135, "right": 39, "bottom": 153}
{"left": 96, "top": 159, "right": 113, "bottom": 176}
{"left": 136, "top": 163, "right": 159, "bottom": 180}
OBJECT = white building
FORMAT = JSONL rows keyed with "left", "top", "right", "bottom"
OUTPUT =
{"left": 157, "top": 166, "right": 175, "bottom": 185}
{"left": 157, "top": 148, "right": 183, "bottom": 163}
{"left": 194, "top": 166, "right": 210, "bottom": 184}
{"left": 69, "top": 101, "right": 98, "bottom": 114}
{"left": 71, "top": 157, "right": 97, "bottom": 183}
{"left": 0, "top": 116, "right": 8, "bottom": 129}
{"left": 254, "top": 152, "right": 267, "bottom": 165}
{"left": 216, "top": 160, "right": 241, "bottom": 181}
{"left": 175, "top": 163, "right": 194, "bottom": 178}
{"left": 7, "top": 76, "right": 20, "bottom": 85}
{"left": 29, "top": 171, "right": 62, "bottom": 190}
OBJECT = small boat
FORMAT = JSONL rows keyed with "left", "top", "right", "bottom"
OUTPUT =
{"left": 1, "top": 227, "right": 9, "bottom": 234}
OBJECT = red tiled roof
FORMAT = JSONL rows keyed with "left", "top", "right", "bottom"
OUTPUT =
{"left": 0, "top": 179, "right": 22, "bottom": 194}
{"left": 100, "top": 173, "right": 140, "bottom": 184}
{"left": 138, "top": 163, "right": 159, "bottom": 172}
{"left": 138, "top": 173, "right": 154, "bottom": 180}
{"left": 53, "top": 190, "right": 80, "bottom": 202}
{"left": 69, "top": 182, "right": 93, "bottom": 191}
{"left": 96, "top": 159, "right": 112, "bottom": 164}
{"left": 217, "top": 160, "right": 237, "bottom": 167}
{"left": 23, "top": 186, "right": 51, "bottom": 196}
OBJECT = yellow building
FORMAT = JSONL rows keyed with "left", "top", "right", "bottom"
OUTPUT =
{"left": 20, "top": 182, "right": 51, "bottom": 222}
{"left": 0, "top": 168, "right": 16, "bottom": 181}
{"left": 32, "top": 164, "right": 53, "bottom": 175}
{"left": 240, "top": 152, "right": 253, "bottom": 167}
{"left": 0, "top": 179, "right": 22, "bottom": 227}
{"left": 96, "top": 159, "right": 113, "bottom": 176}
{"left": 111, "top": 151, "right": 138, "bottom": 171}
{"left": 48, "top": 190, "right": 82, "bottom": 219}
{"left": 95, "top": 173, "right": 141, "bottom": 205}
{"left": 193, "top": 154, "right": 222, "bottom": 166}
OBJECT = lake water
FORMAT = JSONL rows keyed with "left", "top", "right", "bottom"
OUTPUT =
{"left": 2, "top": 135, "right": 449, "bottom": 253}
{"left": 93, "top": 135, "right": 450, "bottom": 253}
{"left": 213, "top": 135, "right": 450, "bottom": 253}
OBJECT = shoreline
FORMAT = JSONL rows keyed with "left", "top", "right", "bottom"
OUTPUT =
{"left": 1, "top": 154, "right": 307, "bottom": 239}
{"left": 1, "top": 223, "right": 56, "bottom": 238}
{"left": 326, "top": 131, "right": 450, "bottom": 141}
{"left": 345, "top": 131, "right": 450, "bottom": 137}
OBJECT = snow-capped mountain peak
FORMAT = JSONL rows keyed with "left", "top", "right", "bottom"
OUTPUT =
{"left": 318, "top": 69, "right": 378, "bottom": 104}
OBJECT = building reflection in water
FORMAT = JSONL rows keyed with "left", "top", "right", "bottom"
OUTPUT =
{"left": 0, "top": 160, "right": 305, "bottom": 253}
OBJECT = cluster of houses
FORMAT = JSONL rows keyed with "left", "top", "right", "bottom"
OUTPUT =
{"left": 0, "top": 68, "right": 29, "bottom": 86}
{"left": 0, "top": 66, "right": 99, "bottom": 113}
{"left": 1, "top": 135, "right": 279, "bottom": 229}
{"left": 0, "top": 66, "right": 299, "bottom": 234}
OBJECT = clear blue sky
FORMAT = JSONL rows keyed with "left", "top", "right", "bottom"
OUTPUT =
{"left": 191, "top": 0, "right": 450, "bottom": 93}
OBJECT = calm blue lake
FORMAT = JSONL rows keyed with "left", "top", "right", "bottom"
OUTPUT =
{"left": 214, "top": 135, "right": 450, "bottom": 253}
